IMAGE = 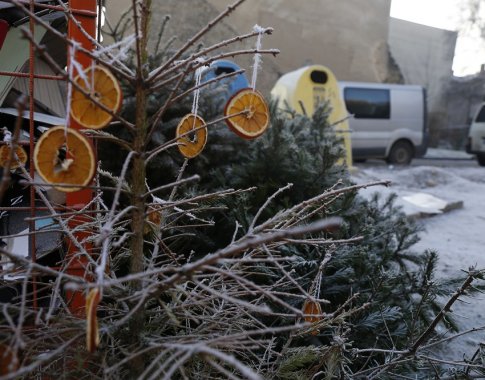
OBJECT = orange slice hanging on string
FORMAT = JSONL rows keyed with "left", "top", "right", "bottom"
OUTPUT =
{"left": 302, "top": 299, "right": 322, "bottom": 323}
{"left": 144, "top": 204, "right": 163, "bottom": 235}
{"left": 147, "top": 204, "right": 163, "bottom": 226}
{"left": 86, "top": 287, "right": 101, "bottom": 353}
{"left": 176, "top": 113, "right": 208, "bottom": 158}
{"left": 70, "top": 65, "right": 123, "bottom": 130}
{"left": 0, "top": 145, "right": 27, "bottom": 170}
{"left": 34, "top": 126, "right": 96, "bottom": 192}
{"left": 0, "top": 344, "right": 19, "bottom": 375}
{"left": 302, "top": 299, "right": 322, "bottom": 336}
{"left": 224, "top": 88, "right": 269, "bottom": 139}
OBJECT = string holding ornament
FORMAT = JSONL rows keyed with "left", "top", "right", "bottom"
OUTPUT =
{"left": 93, "top": 33, "right": 137, "bottom": 66}
{"left": 250, "top": 24, "right": 267, "bottom": 91}
{"left": 224, "top": 25, "right": 270, "bottom": 140}
{"left": 65, "top": 42, "right": 78, "bottom": 131}
{"left": 191, "top": 63, "right": 203, "bottom": 117}
{"left": 176, "top": 61, "right": 208, "bottom": 159}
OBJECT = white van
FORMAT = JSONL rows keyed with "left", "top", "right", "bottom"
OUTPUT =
{"left": 339, "top": 82, "right": 428, "bottom": 164}
{"left": 466, "top": 102, "right": 485, "bottom": 166}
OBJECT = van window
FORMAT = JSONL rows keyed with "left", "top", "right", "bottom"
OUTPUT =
{"left": 476, "top": 105, "right": 485, "bottom": 122}
{"left": 343, "top": 88, "right": 390, "bottom": 119}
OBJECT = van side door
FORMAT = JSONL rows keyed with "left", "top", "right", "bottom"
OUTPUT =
{"left": 391, "top": 88, "right": 424, "bottom": 148}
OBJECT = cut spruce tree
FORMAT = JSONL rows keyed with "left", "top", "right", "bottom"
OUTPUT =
{"left": 2, "top": 1, "right": 483, "bottom": 379}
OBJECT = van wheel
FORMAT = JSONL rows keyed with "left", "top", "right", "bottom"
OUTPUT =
{"left": 386, "top": 141, "right": 413, "bottom": 165}
{"left": 477, "top": 154, "right": 485, "bottom": 167}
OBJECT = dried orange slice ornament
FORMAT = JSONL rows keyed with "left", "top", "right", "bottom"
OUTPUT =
{"left": 303, "top": 299, "right": 322, "bottom": 336}
{"left": 144, "top": 204, "right": 163, "bottom": 235}
{"left": 176, "top": 113, "right": 208, "bottom": 158}
{"left": 0, "top": 145, "right": 27, "bottom": 170}
{"left": 303, "top": 299, "right": 322, "bottom": 323}
{"left": 0, "top": 344, "right": 19, "bottom": 375}
{"left": 34, "top": 126, "right": 96, "bottom": 192}
{"left": 70, "top": 65, "right": 122, "bottom": 130}
{"left": 86, "top": 287, "right": 101, "bottom": 353}
{"left": 224, "top": 88, "right": 269, "bottom": 139}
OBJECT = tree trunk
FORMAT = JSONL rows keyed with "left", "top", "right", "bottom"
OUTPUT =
{"left": 128, "top": 0, "right": 151, "bottom": 376}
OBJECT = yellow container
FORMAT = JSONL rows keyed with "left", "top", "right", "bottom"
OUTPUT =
{"left": 271, "top": 65, "right": 353, "bottom": 167}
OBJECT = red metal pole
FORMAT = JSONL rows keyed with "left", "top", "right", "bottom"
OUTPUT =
{"left": 15, "top": 0, "right": 97, "bottom": 17}
{"left": 28, "top": 0, "right": 37, "bottom": 310}
{"left": 0, "top": 20, "right": 9, "bottom": 49}
{"left": 0, "top": 71, "right": 64, "bottom": 80}
{"left": 65, "top": 0, "right": 97, "bottom": 315}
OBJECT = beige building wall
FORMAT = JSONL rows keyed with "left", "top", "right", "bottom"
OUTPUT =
{"left": 207, "top": 0, "right": 393, "bottom": 82}
{"left": 389, "top": 18, "right": 457, "bottom": 109}
{"left": 104, "top": 0, "right": 282, "bottom": 94}
{"left": 105, "top": 0, "right": 394, "bottom": 94}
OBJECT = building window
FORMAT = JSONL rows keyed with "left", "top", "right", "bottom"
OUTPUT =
{"left": 343, "top": 88, "right": 390, "bottom": 119}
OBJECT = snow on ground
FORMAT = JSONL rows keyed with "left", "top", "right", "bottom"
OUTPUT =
{"left": 351, "top": 158, "right": 485, "bottom": 359}
{"left": 424, "top": 147, "right": 474, "bottom": 160}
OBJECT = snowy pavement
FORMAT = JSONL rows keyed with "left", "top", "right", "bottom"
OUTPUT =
{"left": 351, "top": 155, "right": 485, "bottom": 359}
{"left": 423, "top": 147, "right": 475, "bottom": 160}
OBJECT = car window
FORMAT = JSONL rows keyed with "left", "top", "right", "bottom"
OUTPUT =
{"left": 475, "top": 105, "right": 485, "bottom": 122}
{"left": 344, "top": 88, "right": 390, "bottom": 119}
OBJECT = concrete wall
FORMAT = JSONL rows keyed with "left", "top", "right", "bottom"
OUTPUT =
{"left": 104, "top": 0, "right": 283, "bottom": 95}
{"left": 105, "top": 0, "right": 395, "bottom": 94}
{"left": 207, "top": 0, "right": 393, "bottom": 83}
{"left": 388, "top": 18, "right": 458, "bottom": 145}
{"left": 445, "top": 70, "right": 485, "bottom": 149}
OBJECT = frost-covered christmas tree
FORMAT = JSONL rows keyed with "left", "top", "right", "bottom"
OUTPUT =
{"left": 0, "top": 1, "right": 484, "bottom": 379}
